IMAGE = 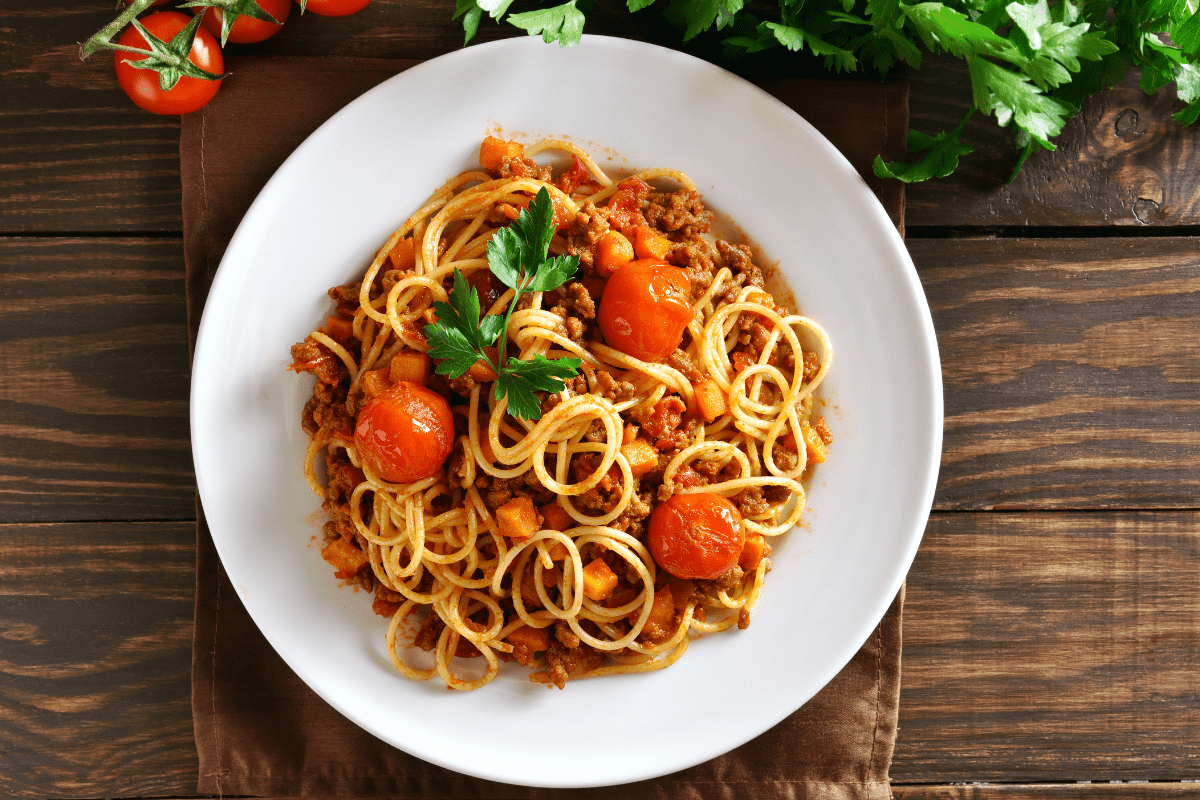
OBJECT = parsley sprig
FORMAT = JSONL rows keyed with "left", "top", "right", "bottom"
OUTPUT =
{"left": 454, "top": 0, "right": 1200, "bottom": 184}
{"left": 424, "top": 187, "right": 583, "bottom": 421}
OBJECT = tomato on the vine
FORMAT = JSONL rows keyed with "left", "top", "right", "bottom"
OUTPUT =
{"left": 113, "top": 11, "right": 223, "bottom": 115}
{"left": 298, "top": 0, "right": 371, "bottom": 17}
{"left": 197, "top": 0, "right": 291, "bottom": 44}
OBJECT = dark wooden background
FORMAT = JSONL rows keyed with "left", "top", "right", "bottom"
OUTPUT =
{"left": 2, "top": 0, "right": 1199, "bottom": 797}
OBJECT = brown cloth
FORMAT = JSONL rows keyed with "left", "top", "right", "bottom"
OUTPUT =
{"left": 184, "top": 56, "right": 908, "bottom": 800}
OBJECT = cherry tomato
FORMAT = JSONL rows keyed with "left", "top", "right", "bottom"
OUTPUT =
{"left": 197, "top": 0, "right": 291, "bottom": 43}
{"left": 648, "top": 493, "right": 745, "bottom": 580}
{"left": 598, "top": 259, "right": 692, "bottom": 362}
{"left": 113, "top": 11, "right": 223, "bottom": 116}
{"left": 299, "top": 0, "right": 371, "bottom": 17}
{"left": 354, "top": 381, "right": 454, "bottom": 483}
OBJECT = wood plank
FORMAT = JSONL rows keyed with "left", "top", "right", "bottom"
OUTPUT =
{"left": 0, "top": 237, "right": 194, "bottom": 522}
{"left": 904, "top": 58, "right": 1200, "bottom": 228}
{"left": 893, "top": 512, "right": 1200, "bottom": 783}
{"left": 0, "top": 521, "right": 197, "bottom": 799}
{"left": 916, "top": 236, "right": 1200, "bottom": 510}
{"left": 894, "top": 784, "right": 1200, "bottom": 800}
{"left": 5, "top": 1, "right": 1200, "bottom": 232}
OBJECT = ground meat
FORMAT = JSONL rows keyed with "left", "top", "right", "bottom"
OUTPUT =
{"left": 543, "top": 640, "right": 604, "bottom": 689}
{"left": 641, "top": 396, "right": 687, "bottom": 445}
{"left": 564, "top": 281, "right": 596, "bottom": 319}
{"left": 289, "top": 336, "right": 348, "bottom": 386}
{"left": 327, "top": 283, "right": 359, "bottom": 316}
{"left": 772, "top": 444, "right": 800, "bottom": 473}
{"left": 594, "top": 369, "right": 636, "bottom": 401}
{"left": 566, "top": 316, "right": 586, "bottom": 344}
{"left": 645, "top": 190, "right": 713, "bottom": 237}
{"left": 667, "top": 349, "right": 704, "bottom": 383}
{"left": 814, "top": 416, "right": 833, "bottom": 445}
{"left": 735, "top": 486, "right": 771, "bottom": 518}
{"left": 555, "top": 620, "right": 580, "bottom": 649}
{"left": 499, "top": 155, "right": 552, "bottom": 182}
{"left": 670, "top": 237, "right": 717, "bottom": 295}
{"left": 802, "top": 350, "right": 821, "bottom": 384}
{"left": 717, "top": 239, "right": 764, "bottom": 288}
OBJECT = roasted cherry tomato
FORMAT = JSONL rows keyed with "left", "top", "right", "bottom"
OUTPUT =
{"left": 298, "top": 0, "right": 371, "bottom": 17}
{"left": 597, "top": 258, "right": 692, "bottom": 362}
{"left": 197, "top": 0, "right": 291, "bottom": 43}
{"left": 648, "top": 493, "right": 745, "bottom": 580}
{"left": 113, "top": 11, "right": 223, "bottom": 115}
{"left": 354, "top": 381, "right": 454, "bottom": 483}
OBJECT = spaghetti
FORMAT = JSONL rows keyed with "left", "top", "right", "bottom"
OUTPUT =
{"left": 289, "top": 137, "right": 833, "bottom": 690}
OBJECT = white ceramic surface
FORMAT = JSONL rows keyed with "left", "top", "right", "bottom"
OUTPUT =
{"left": 191, "top": 34, "right": 942, "bottom": 789}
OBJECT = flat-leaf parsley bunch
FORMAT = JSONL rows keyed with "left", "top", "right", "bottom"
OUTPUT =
{"left": 454, "top": 0, "right": 1200, "bottom": 182}
{"left": 425, "top": 187, "right": 582, "bottom": 421}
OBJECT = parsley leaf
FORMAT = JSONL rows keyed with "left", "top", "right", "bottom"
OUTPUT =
{"left": 873, "top": 110, "right": 975, "bottom": 182}
{"left": 424, "top": 185, "right": 582, "bottom": 420}
{"left": 508, "top": 0, "right": 587, "bottom": 46}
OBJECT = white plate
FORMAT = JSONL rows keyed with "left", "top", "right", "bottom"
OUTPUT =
{"left": 191, "top": 34, "right": 942, "bottom": 789}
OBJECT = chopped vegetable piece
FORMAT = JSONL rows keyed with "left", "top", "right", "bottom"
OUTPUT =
{"left": 496, "top": 496, "right": 540, "bottom": 540}
{"left": 388, "top": 351, "right": 430, "bottom": 385}
{"left": 320, "top": 314, "right": 354, "bottom": 345}
{"left": 692, "top": 377, "right": 728, "bottom": 423}
{"left": 540, "top": 501, "right": 573, "bottom": 531}
{"left": 639, "top": 586, "right": 677, "bottom": 643}
{"left": 582, "top": 557, "right": 618, "bottom": 601}
{"left": 739, "top": 533, "right": 767, "bottom": 571}
{"left": 479, "top": 136, "right": 524, "bottom": 172}
{"left": 594, "top": 230, "right": 634, "bottom": 277}
{"left": 632, "top": 226, "right": 671, "bottom": 260}
{"left": 801, "top": 421, "right": 828, "bottom": 464}
{"left": 360, "top": 367, "right": 390, "bottom": 397}
{"left": 620, "top": 438, "right": 659, "bottom": 479}
{"left": 507, "top": 624, "right": 552, "bottom": 652}
{"left": 321, "top": 537, "right": 367, "bottom": 579}
{"left": 387, "top": 237, "right": 416, "bottom": 272}
{"left": 467, "top": 346, "right": 499, "bottom": 382}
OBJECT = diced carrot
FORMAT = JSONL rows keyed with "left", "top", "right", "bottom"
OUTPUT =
{"left": 321, "top": 537, "right": 367, "bottom": 579}
{"left": 801, "top": 421, "right": 828, "bottom": 464}
{"left": 507, "top": 624, "right": 552, "bottom": 652}
{"left": 622, "top": 423, "right": 639, "bottom": 446}
{"left": 467, "top": 346, "right": 499, "bottom": 382}
{"left": 387, "top": 237, "right": 416, "bottom": 272}
{"left": 496, "top": 496, "right": 540, "bottom": 540}
{"left": 667, "top": 577, "right": 695, "bottom": 613}
{"left": 582, "top": 558, "right": 618, "bottom": 601}
{"left": 388, "top": 351, "right": 430, "bottom": 386}
{"left": 620, "top": 439, "right": 659, "bottom": 479}
{"left": 632, "top": 226, "right": 671, "bottom": 260}
{"left": 638, "top": 586, "right": 677, "bottom": 643}
{"left": 360, "top": 367, "right": 391, "bottom": 397}
{"left": 520, "top": 572, "right": 544, "bottom": 607}
{"left": 744, "top": 291, "right": 774, "bottom": 309}
{"left": 540, "top": 502, "right": 573, "bottom": 531}
{"left": 320, "top": 314, "right": 355, "bottom": 345}
{"left": 692, "top": 377, "right": 728, "bottom": 423}
{"left": 479, "top": 136, "right": 524, "bottom": 172}
{"left": 739, "top": 534, "right": 767, "bottom": 571}
{"left": 594, "top": 230, "right": 634, "bottom": 277}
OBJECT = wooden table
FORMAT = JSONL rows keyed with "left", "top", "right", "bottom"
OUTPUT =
{"left": 3, "top": 2, "right": 1199, "bottom": 797}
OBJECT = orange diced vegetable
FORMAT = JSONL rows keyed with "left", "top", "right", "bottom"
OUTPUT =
{"left": 632, "top": 226, "right": 671, "bottom": 260}
{"left": 582, "top": 558, "right": 618, "bottom": 601}
{"left": 620, "top": 439, "right": 659, "bottom": 479}
{"left": 744, "top": 291, "right": 774, "bottom": 308}
{"left": 387, "top": 237, "right": 416, "bottom": 272}
{"left": 622, "top": 423, "right": 639, "bottom": 446}
{"left": 360, "top": 367, "right": 391, "bottom": 397}
{"left": 801, "top": 421, "right": 828, "bottom": 464}
{"left": 320, "top": 314, "right": 354, "bottom": 345}
{"left": 467, "top": 346, "right": 499, "bottom": 382}
{"left": 739, "top": 534, "right": 767, "bottom": 571}
{"left": 692, "top": 377, "right": 728, "bottom": 423}
{"left": 595, "top": 230, "right": 634, "bottom": 277}
{"left": 540, "top": 502, "right": 573, "bottom": 531}
{"left": 389, "top": 352, "right": 430, "bottom": 385}
{"left": 479, "top": 136, "right": 524, "bottom": 172}
{"left": 321, "top": 537, "right": 368, "bottom": 579}
{"left": 542, "top": 540, "right": 570, "bottom": 561}
{"left": 496, "top": 496, "right": 540, "bottom": 540}
{"left": 639, "top": 586, "right": 677, "bottom": 643}
{"left": 507, "top": 624, "right": 553, "bottom": 652}
{"left": 667, "top": 577, "right": 695, "bottom": 612}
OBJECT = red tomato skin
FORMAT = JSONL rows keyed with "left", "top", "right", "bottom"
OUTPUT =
{"left": 114, "top": 12, "right": 223, "bottom": 115}
{"left": 197, "top": 0, "right": 290, "bottom": 43}
{"left": 354, "top": 381, "right": 454, "bottom": 484}
{"left": 648, "top": 493, "right": 745, "bottom": 580}
{"left": 299, "top": 0, "right": 371, "bottom": 17}
{"left": 598, "top": 259, "right": 692, "bottom": 362}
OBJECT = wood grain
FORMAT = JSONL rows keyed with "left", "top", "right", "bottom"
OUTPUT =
{"left": 0, "top": 522, "right": 197, "bottom": 799}
{"left": 4, "top": 0, "right": 1200, "bottom": 232}
{"left": 3, "top": 512, "right": 1199, "bottom": 796}
{"left": 904, "top": 58, "right": 1200, "bottom": 228}
{"left": 0, "top": 237, "right": 194, "bottom": 523}
{"left": 893, "top": 512, "right": 1200, "bottom": 784}
{"left": 915, "top": 236, "right": 1200, "bottom": 510}
{"left": 894, "top": 785, "right": 1200, "bottom": 800}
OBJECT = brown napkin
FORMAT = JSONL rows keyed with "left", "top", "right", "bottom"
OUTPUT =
{"left": 185, "top": 55, "right": 908, "bottom": 799}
